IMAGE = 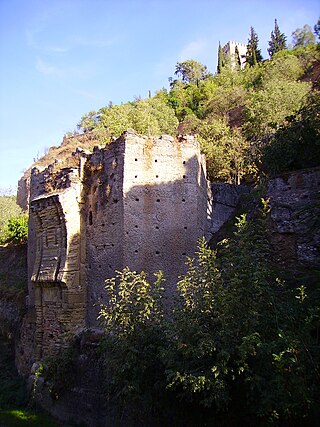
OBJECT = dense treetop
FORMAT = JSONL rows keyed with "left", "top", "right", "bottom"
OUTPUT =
{"left": 77, "top": 20, "right": 320, "bottom": 183}
{"left": 268, "top": 19, "right": 287, "bottom": 57}
{"left": 246, "top": 26, "right": 263, "bottom": 66}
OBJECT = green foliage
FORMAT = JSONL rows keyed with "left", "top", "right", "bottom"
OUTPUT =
{"left": 292, "top": 42, "right": 320, "bottom": 73}
{"left": 263, "top": 90, "right": 320, "bottom": 174}
{"left": 217, "top": 42, "right": 226, "bottom": 74}
{"left": 98, "top": 268, "right": 167, "bottom": 414}
{"left": 98, "top": 103, "right": 134, "bottom": 137}
{"left": 77, "top": 41, "right": 318, "bottom": 184}
{"left": 0, "top": 410, "right": 58, "bottom": 427}
{"left": 174, "top": 59, "right": 210, "bottom": 85}
{"left": 0, "top": 339, "right": 58, "bottom": 426}
{"left": 268, "top": 19, "right": 287, "bottom": 57}
{"left": 240, "top": 61, "right": 265, "bottom": 90}
{"left": 166, "top": 43, "right": 314, "bottom": 183}
{"left": 197, "top": 118, "right": 254, "bottom": 184}
{"left": 0, "top": 340, "right": 28, "bottom": 410}
{"left": 146, "top": 92, "right": 180, "bottom": 135}
{"left": 315, "top": 17, "right": 320, "bottom": 41}
{"left": 99, "top": 268, "right": 165, "bottom": 337}
{"left": 244, "top": 79, "right": 311, "bottom": 140}
{"left": 234, "top": 45, "right": 241, "bottom": 69}
{"left": 167, "top": 79, "right": 207, "bottom": 121}
{"left": 96, "top": 200, "right": 320, "bottom": 424}
{"left": 292, "top": 24, "right": 316, "bottom": 47}
{"left": 204, "top": 84, "right": 246, "bottom": 118}
{"left": 80, "top": 110, "right": 97, "bottom": 132}
{"left": 1, "top": 215, "right": 28, "bottom": 245}
{"left": 79, "top": 94, "right": 178, "bottom": 138}
{"left": 45, "top": 349, "right": 77, "bottom": 400}
{"left": 246, "top": 26, "right": 263, "bottom": 66}
{"left": 165, "top": 201, "right": 320, "bottom": 423}
{"left": 262, "top": 50, "right": 304, "bottom": 83}
{"left": 0, "top": 196, "right": 24, "bottom": 243}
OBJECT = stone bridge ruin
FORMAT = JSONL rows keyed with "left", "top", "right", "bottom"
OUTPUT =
{"left": 18, "top": 130, "right": 212, "bottom": 369}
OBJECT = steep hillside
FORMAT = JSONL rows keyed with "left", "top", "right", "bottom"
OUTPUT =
{"left": 17, "top": 132, "right": 100, "bottom": 211}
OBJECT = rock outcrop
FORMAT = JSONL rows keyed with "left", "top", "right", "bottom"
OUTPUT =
{"left": 267, "top": 167, "right": 320, "bottom": 272}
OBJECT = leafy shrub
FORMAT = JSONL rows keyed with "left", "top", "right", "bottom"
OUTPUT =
{"left": 165, "top": 201, "right": 320, "bottom": 424}
{"left": 2, "top": 215, "right": 28, "bottom": 245}
{"left": 0, "top": 196, "right": 24, "bottom": 242}
{"left": 98, "top": 269, "right": 167, "bottom": 416}
{"left": 243, "top": 79, "right": 311, "bottom": 140}
{"left": 79, "top": 93, "right": 179, "bottom": 138}
{"left": 45, "top": 349, "right": 77, "bottom": 401}
{"left": 263, "top": 90, "right": 320, "bottom": 174}
{"left": 98, "top": 201, "right": 320, "bottom": 425}
{"left": 197, "top": 117, "right": 254, "bottom": 184}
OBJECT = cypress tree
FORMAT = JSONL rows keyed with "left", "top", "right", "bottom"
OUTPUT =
{"left": 268, "top": 19, "right": 287, "bottom": 57}
{"left": 235, "top": 45, "right": 241, "bottom": 69}
{"left": 315, "top": 17, "right": 320, "bottom": 41}
{"left": 246, "top": 27, "right": 263, "bottom": 66}
{"left": 217, "top": 41, "right": 224, "bottom": 74}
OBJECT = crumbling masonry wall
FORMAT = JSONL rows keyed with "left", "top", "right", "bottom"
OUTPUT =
{"left": 20, "top": 131, "right": 211, "bottom": 367}
{"left": 84, "top": 131, "right": 210, "bottom": 324}
{"left": 26, "top": 166, "right": 85, "bottom": 360}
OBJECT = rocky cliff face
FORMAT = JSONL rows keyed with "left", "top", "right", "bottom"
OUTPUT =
{"left": 209, "top": 182, "right": 252, "bottom": 236}
{"left": 267, "top": 167, "right": 320, "bottom": 275}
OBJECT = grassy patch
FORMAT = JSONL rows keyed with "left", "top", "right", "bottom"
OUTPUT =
{"left": 0, "top": 339, "right": 59, "bottom": 427}
{"left": 0, "top": 409, "right": 59, "bottom": 427}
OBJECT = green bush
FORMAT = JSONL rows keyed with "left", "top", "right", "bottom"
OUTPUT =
{"left": 1, "top": 215, "right": 28, "bottom": 245}
{"left": 98, "top": 201, "right": 320, "bottom": 425}
{"left": 263, "top": 90, "right": 320, "bottom": 174}
{"left": 0, "top": 196, "right": 24, "bottom": 242}
{"left": 98, "top": 269, "right": 167, "bottom": 417}
{"left": 166, "top": 201, "right": 320, "bottom": 424}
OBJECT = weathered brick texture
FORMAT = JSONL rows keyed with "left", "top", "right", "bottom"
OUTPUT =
{"left": 18, "top": 131, "right": 211, "bottom": 370}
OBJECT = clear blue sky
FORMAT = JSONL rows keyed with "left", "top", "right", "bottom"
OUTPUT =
{"left": 0, "top": 0, "right": 319, "bottom": 191}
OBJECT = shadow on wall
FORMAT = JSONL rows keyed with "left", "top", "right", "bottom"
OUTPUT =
{"left": 20, "top": 133, "right": 211, "bottom": 365}
{"left": 83, "top": 147, "right": 210, "bottom": 325}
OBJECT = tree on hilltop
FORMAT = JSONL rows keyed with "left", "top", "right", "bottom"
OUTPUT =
{"left": 268, "top": 19, "right": 287, "bottom": 57}
{"left": 174, "top": 59, "right": 210, "bottom": 85}
{"left": 314, "top": 17, "right": 320, "bottom": 41}
{"left": 292, "top": 24, "right": 315, "bottom": 47}
{"left": 246, "top": 26, "right": 263, "bottom": 66}
{"left": 235, "top": 45, "right": 242, "bottom": 69}
{"left": 217, "top": 42, "right": 226, "bottom": 74}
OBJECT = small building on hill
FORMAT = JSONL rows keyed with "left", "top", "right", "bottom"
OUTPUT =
{"left": 222, "top": 41, "right": 247, "bottom": 70}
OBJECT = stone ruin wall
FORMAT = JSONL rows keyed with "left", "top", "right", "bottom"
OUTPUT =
{"left": 14, "top": 128, "right": 320, "bottom": 376}
{"left": 18, "top": 131, "right": 211, "bottom": 369}
{"left": 267, "top": 167, "right": 320, "bottom": 270}
{"left": 84, "top": 132, "right": 210, "bottom": 323}
{"left": 26, "top": 165, "right": 85, "bottom": 360}
{"left": 83, "top": 137, "right": 126, "bottom": 324}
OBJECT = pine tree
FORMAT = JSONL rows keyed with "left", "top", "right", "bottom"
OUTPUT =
{"left": 268, "top": 19, "right": 287, "bottom": 57}
{"left": 246, "top": 26, "right": 263, "bottom": 66}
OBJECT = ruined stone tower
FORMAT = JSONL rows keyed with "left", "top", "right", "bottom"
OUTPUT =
{"left": 22, "top": 130, "right": 211, "bottom": 364}
{"left": 222, "top": 41, "right": 247, "bottom": 69}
